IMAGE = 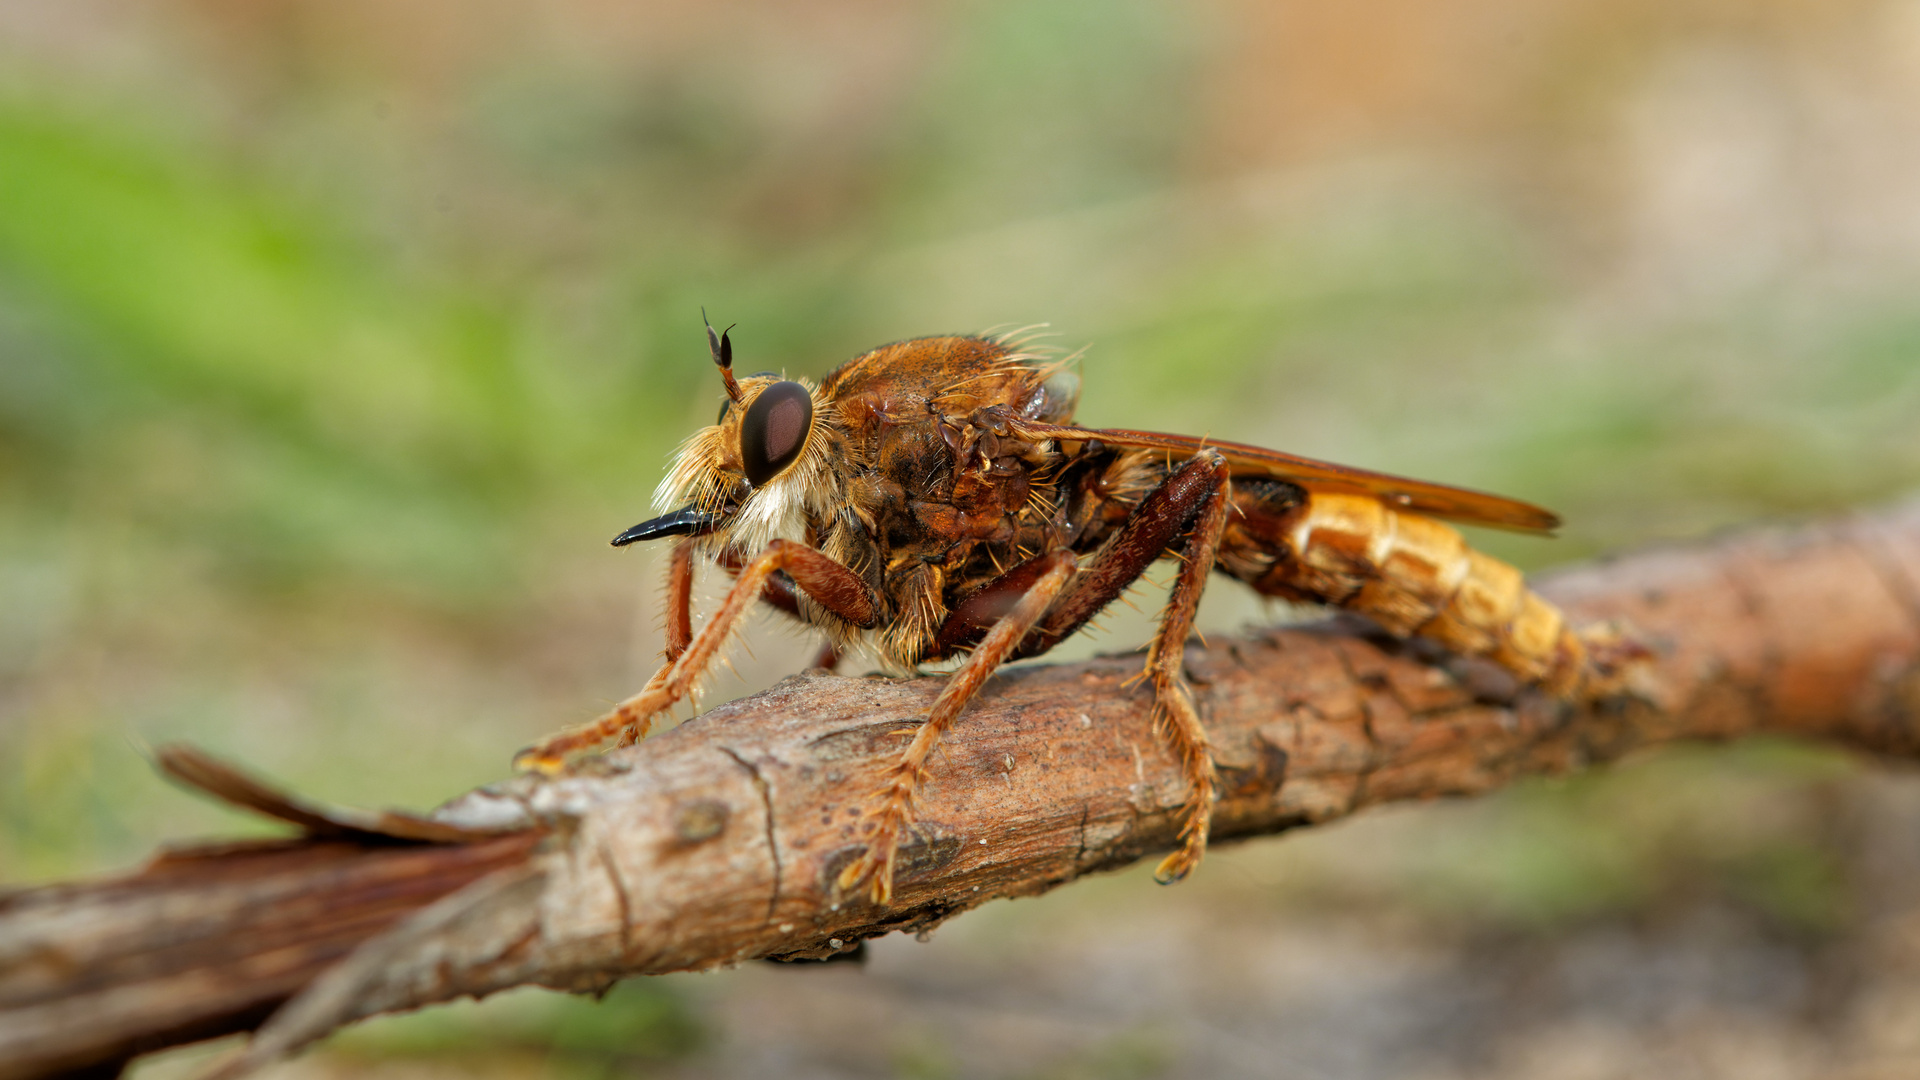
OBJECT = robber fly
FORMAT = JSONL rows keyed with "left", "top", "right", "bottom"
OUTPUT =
{"left": 517, "top": 321, "right": 1615, "bottom": 902}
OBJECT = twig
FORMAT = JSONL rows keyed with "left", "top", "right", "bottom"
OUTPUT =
{"left": 4, "top": 499, "right": 1920, "bottom": 1080}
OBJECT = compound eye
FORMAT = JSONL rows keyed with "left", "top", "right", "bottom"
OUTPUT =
{"left": 740, "top": 381, "right": 813, "bottom": 487}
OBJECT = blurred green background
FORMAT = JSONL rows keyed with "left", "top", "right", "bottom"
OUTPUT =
{"left": 4, "top": 1, "right": 1920, "bottom": 1077}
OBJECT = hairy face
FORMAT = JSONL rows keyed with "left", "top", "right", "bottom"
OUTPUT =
{"left": 654, "top": 374, "right": 833, "bottom": 555}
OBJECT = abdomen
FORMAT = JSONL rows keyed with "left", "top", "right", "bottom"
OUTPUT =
{"left": 1219, "top": 486, "right": 1590, "bottom": 696}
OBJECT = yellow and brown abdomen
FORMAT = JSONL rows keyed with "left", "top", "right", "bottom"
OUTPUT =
{"left": 1223, "top": 488, "right": 1590, "bottom": 696}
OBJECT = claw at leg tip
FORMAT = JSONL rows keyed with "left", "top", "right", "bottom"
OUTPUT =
{"left": 832, "top": 845, "right": 902, "bottom": 906}
{"left": 1153, "top": 852, "right": 1198, "bottom": 885}
{"left": 834, "top": 861, "right": 864, "bottom": 895}
{"left": 512, "top": 748, "right": 567, "bottom": 777}
{"left": 834, "top": 858, "right": 895, "bottom": 906}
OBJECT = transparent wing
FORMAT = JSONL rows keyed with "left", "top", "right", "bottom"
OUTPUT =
{"left": 1018, "top": 422, "right": 1560, "bottom": 534}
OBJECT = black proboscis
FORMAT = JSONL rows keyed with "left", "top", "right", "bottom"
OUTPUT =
{"left": 612, "top": 507, "right": 721, "bottom": 547}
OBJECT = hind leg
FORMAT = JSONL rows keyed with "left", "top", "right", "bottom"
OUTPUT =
{"left": 1139, "top": 454, "right": 1232, "bottom": 883}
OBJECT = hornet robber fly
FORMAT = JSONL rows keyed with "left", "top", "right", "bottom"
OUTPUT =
{"left": 517, "top": 319, "right": 1621, "bottom": 902}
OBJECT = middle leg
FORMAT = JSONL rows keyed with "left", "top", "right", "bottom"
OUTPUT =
{"left": 938, "top": 450, "right": 1234, "bottom": 883}
{"left": 839, "top": 548, "right": 1078, "bottom": 904}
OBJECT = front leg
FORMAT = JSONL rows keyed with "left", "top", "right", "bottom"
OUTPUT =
{"left": 613, "top": 537, "right": 701, "bottom": 748}
{"left": 660, "top": 537, "right": 698, "bottom": 664}
{"left": 749, "top": 561, "right": 843, "bottom": 672}
{"left": 516, "top": 540, "right": 880, "bottom": 772}
{"left": 839, "top": 549, "right": 1078, "bottom": 905}
{"left": 717, "top": 547, "right": 845, "bottom": 674}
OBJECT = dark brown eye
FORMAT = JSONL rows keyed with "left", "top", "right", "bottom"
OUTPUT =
{"left": 740, "top": 381, "right": 813, "bottom": 487}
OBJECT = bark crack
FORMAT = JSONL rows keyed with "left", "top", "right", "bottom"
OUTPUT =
{"left": 595, "top": 840, "right": 636, "bottom": 958}
{"left": 718, "top": 745, "right": 783, "bottom": 925}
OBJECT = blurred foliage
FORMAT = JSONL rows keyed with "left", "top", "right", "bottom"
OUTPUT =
{"left": 326, "top": 982, "right": 704, "bottom": 1077}
{"left": 3, "top": 0, "right": 1920, "bottom": 1075}
{"left": 1025, "top": 1032, "right": 1174, "bottom": 1080}
{"left": 1394, "top": 741, "right": 1858, "bottom": 935}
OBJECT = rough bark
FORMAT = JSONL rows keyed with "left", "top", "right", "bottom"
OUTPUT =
{"left": 4, "top": 499, "right": 1920, "bottom": 1080}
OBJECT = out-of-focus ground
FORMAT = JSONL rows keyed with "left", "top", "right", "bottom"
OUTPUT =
{"left": 3, "top": 2, "right": 1920, "bottom": 1077}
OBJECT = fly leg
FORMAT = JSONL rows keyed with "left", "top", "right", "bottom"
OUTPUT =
{"left": 660, "top": 537, "right": 698, "bottom": 664}
{"left": 1138, "top": 452, "right": 1231, "bottom": 884}
{"left": 839, "top": 549, "right": 1078, "bottom": 905}
{"left": 516, "top": 539, "right": 880, "bottom": 772}
{"left": 614, "top": 537, "right": 700, "bottom": 748}
{"left": 940, "top": 450, "right": 1233, "bottom": 883}
{"left": 723, "top": 549, "right": 845, "bottom": 674}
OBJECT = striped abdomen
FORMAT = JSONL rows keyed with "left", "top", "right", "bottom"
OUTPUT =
{"left": 1220, "top": 487, "right": 1590, "bottom": 696}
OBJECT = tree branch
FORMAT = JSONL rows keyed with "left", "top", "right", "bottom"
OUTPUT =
{"left": 6, "top": 499, "right": 1920, "bottom": 1079}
